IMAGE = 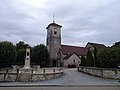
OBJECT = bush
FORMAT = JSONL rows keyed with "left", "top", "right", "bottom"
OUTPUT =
{"left": 97, "top": 47, "right": 120, "bottom": 68}
{"left": 31, "top": 44, "right": 49, "bottom": 67}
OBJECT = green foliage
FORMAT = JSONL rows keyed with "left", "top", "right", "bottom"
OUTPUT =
{"left": 93, "top": 47, "right": 100, "bottom": 67}
{"left": 0, "top": 41, "right": 50, "bottom": 68}
{"left": 97, "top": 47, "right": 120, "bottom": 68}
{"left": 31, "top": 44, "right": 49, "bottom": 67}
{"left": 81, "top": 56, "right": 87, "bottom": 66}
{"left": 15, "top": 41, "right": 29, "bottom": 65}
{"left": 16, "top": 41, "right": 30, "bottom": 50}
{"left": 112, "top": 41, "right": 120, "bottom": 47}
{"left": 15, "top": 49, "right": 26, "bottom": 65}
{"left": 86, "top": 50, "right": 94, "bottom": 67}
{"left": 0, "top": 41, "right": 16, "bottom": 68}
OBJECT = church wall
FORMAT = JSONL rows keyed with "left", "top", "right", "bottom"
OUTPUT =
{"left": 46, "top": 23, "right": 62, "bottom": 66}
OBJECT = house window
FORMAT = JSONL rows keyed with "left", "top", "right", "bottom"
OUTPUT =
{"left": 73, "top": 59, "right": 75, "bottom": 63}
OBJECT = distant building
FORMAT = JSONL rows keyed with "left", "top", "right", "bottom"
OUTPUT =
{"left": 85, "top": 42, "right": 106, "bottom": 52}
{"left": 60, "top": 45, "right": 88, "bottom": 67}
{"left": 46, "top": 22, "right": 106, "bottom": 67}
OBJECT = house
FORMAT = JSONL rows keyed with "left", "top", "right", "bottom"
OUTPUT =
{"left": 85, "top": 42, "right": 106, "bottom": 51}
{"left": 60, "top": 45, "right": 88, "bottom": 67}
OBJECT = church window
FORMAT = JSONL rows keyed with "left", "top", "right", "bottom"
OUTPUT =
{"left": 54, "top": 31, "right": 57, "bottom": 34}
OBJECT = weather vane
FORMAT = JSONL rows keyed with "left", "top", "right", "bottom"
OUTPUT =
{"left": 53, "top": 13, "right": 55, "bottom": 23}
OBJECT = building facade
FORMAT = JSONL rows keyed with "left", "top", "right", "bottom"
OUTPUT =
{"left": 46, "top": 22, "right": 106, "bottom": 67}
{"left": 46, "top": 22, "right": 62, "bottom": 67}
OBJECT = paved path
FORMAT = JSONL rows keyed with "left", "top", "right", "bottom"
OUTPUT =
{"left": 0, "top": 68, "right": 119, "bottom": 86}
{"left": 40, "top": 68, "right": 120, "bottom": 85}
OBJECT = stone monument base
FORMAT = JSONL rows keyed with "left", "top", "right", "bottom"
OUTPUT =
{"left": 19, "top": 68, "right": 33, "bottom": 81}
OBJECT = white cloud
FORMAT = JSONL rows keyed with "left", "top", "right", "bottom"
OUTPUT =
{"left": 0, "top": 0, "right": 120, "bottom": 47}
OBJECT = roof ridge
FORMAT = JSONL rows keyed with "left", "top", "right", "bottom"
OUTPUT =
{"left": 88, "top": 42, "right": 105, "bottom": 45}
{"left": 61, "top": 44, "right": 84, "bottom": 48}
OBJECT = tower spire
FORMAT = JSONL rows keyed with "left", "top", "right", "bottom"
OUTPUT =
{"left": 53, "top": 13, "right": 55, "bottom": 23}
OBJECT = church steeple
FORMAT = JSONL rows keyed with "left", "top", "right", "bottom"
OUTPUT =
{"left": 46, "top": 20, "right": 62, "bottom": 67}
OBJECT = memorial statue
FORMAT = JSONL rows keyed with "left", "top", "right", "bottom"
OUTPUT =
{"left": 23, "top": 48, "right": 31, "bottom": 69}
{"left": 19, "top": 48, "right": 32, "bottom": 81}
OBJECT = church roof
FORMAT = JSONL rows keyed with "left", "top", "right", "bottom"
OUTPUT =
{"left": 61, "top": 45, "right": 88, "bottom": 56}
{"left": 46, "top": 22, "right": 62, "bottom": 29}
{"left": 86, "top": 42, "right": 106, "bottom": 49}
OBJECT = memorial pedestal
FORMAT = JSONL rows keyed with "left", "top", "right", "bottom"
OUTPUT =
{"left": 18, "top": 48, "right": 33, "bottom": 81}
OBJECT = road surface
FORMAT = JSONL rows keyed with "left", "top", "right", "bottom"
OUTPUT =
{"left": 0, "top": 68, "right": 120, "bottom": 90}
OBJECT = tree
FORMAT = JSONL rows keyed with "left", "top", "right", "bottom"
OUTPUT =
{"left": 80, "top": 56, "right": 87, "bottom": 66}
{"left": 16, "top": 41, "right": 30, "bottom": 50}
{"left": 15, "top": 49, "right": 26, "bottom": 65}
{"left": 31, "top": 44, "right": 49, "bottom": 67}
{"left": 15, "top": 41, "right": 30, "bottom": 65}
{"left": 86, "top": 50, "right": 94, "bottom": 67}
{"left": 112, "top": 41, "right": 120, "bottom": 47}
{"left": 0, "top": 41, "right": 16, "bottom": 68}
{"left": 93, "top": 47, "right": 101, "bottom": 67}
{"left": 97, "top": 47, "right": 120, "bottom": 68}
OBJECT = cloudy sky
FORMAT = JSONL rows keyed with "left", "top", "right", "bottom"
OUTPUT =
{"left": 0, "top": 0, "right": 120, "bottom": 47}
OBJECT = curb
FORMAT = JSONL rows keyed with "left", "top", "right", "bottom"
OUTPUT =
{"left": 0, "top": 84, "right": 120, "bottom": 87}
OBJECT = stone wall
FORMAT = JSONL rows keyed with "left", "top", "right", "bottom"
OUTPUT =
{"left": 0, "top": 68, "right": 64, "bottom": 82}
{"left": 78, "top": 66, "right": 120, "bottom": 80}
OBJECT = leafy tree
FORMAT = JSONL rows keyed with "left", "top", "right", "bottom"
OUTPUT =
{"left": 80, "top": 56, "right": 87, "bottom": 66}
{"left": 15, "top": 49, "right": 26, "bottom": 65}
{"left": 97, "top": 47, "right": 120, "bottom": 68}
{"left": 15, "top": 41, "right": 30, "bottom": 65}
{"left": 93, "top": 47, "right": 101, "bottom": 67}
{"left": 86, "top": 50, "right": 94, "bottom": 67}
{"left": 16, "top": 41, "right": 30, "bottom": 50}
{"left": 112, "top": 41, "right": 120, "bottom": 47}
{"left": 0, "top": 41, "right": 16, "bottom": 68}
{"left": 31, "top": 44, "right": 49, "bottom": 67}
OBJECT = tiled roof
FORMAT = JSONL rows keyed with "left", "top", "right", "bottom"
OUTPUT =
{"left": 46, "top": 22, "right": 62, "bottom": 29}
{"left": 61, "top": 45, "right": 88, "bottom": 56}
{"left": 86, "top": 42, "right": 106, "bottom": 49}
{"left": 63, "top": 53, "right": 80, "bottom": 59}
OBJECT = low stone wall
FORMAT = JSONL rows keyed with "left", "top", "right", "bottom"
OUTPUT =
{"left": 78, "top": 66, "right": 120, "bottom": 80}
{"left": 0, "top": 68, "right": 64, "bottom": 82}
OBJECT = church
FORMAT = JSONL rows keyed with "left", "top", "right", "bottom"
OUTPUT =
{"left": 46, "top": 21, "right": 106, "bottom": 67}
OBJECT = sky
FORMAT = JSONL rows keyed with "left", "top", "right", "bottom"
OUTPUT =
{"left": 0, "top": 0, "right": 120, "bottom": 47}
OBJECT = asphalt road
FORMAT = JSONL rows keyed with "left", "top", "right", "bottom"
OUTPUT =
{"left": 0, "top": 86, "right": 120, "bottom": 90}
{"left": 0, "top": 68, "right": 119, "bottom": 86}
{"left": 39, "top": 68, "right": 120, "bottom": 85}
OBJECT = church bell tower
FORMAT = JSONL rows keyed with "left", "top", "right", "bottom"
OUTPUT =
{"left": 46, "top": 21, "right": 62, "bottom": 67}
